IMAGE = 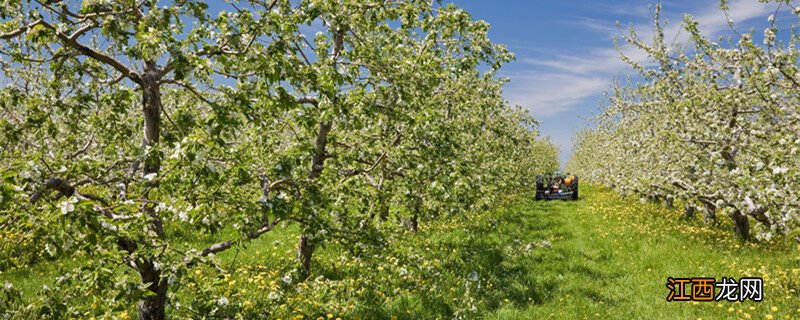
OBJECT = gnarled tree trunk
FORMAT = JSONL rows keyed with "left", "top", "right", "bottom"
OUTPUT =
{"left": 683, "top": 202, "right": 695, "bottom": 220}
{"left": 138, "top": 261, "right": 168, "bottom": 320}
{"left": 137, "top": 66, "right": 168, "bottom": 320}
{"left": 378, "top": 192, "right": 389, "bottom": 222}
{"left": 729, "top": 209, "right": 750, "bottom": 241}
{"left": 701, "top": 201, "right": 717, "bottom": 225}
{"left": 409, "top": 212, "right": 418, "bottom": 232}
{"left": 297, "top": 233, "right": 313, "bottom": 279}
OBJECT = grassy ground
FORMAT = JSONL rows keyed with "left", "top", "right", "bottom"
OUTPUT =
{"left": 2, "top": 185, "right": 799, "bottom": 319}
{"left": 487, "top": 186, "right": 800, "bottom": 320}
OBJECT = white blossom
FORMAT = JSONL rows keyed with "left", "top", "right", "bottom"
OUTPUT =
{"left": 773, "top": 166, "right": 788, "bottom": 175}
{"left": 101, "top": 221, "right": 118, "bottom": 232}
{"left": 58, "top": 197, "right": 78, "bottom": 215}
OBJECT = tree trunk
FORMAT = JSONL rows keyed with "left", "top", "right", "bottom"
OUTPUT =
{"left": 378, "top": 192, "right": 389, "bottom": 222}
{"left": 142, "top": 75, "right": 162, "bottom": 175}
{"left": 702, "top": 201, "right": 717, "bottom": 225}
{"left": 683, "top": 202, "right": 695, "bottom": 220}
{"left": 405, "top": 199, "right": 420, "bottom": 232}
{"left": 664, "top": 196, "right": 674, "bottom": 209}
{"left": 749, "top": 207, "right": 771, "bottom": 228}
{"left": 729, "top": 209, "right": 750, "bottom": 241}
{"left": 137, "top": 65, "right": 167, "bottom": 320}
{"left": 137, "top": 261, "right": 168, "bottom": 320}
{"left": 297, "top": 233, "right": 313, "bottom": 279}
{"left": 308, "top": 121, "right": 332, "bottom": 180}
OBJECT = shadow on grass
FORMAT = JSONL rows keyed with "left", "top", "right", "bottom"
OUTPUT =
{"left": 325, "top": 197, "right": 580, "bottom": 318}
{"left": 299, "top": 194, "right": 632, "bottom": 319}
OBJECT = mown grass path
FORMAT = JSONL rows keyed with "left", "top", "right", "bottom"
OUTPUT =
{"left": 490, "top": 185, "right": 800, "bottom": 320}
{"left": 2, "top": 185, "right": 798, "bottom": 319}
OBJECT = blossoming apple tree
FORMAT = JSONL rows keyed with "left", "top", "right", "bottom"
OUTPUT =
{"left": 568, "top": 1, "right": 800, "bottom": 241}
{"left": 0, "top": 0, "right": 558, "bottom": 318}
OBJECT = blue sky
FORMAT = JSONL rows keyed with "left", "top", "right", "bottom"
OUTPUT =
{"left": 450, "top": 0, "right": 785, "bottom": 166}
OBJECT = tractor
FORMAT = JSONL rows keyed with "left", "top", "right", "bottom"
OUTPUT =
{"left": 535, "top": 172, "right": 579, "bottom": 201}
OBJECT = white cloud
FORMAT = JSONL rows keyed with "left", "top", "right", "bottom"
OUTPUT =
{"left": 505, "top": 0, "right": 777, "bottom": 118}
{"left": 501, "top": 0, "right": 778, "bottom": 165}
{"left": 505, "top": 73, "right": 609, "bottom": 118}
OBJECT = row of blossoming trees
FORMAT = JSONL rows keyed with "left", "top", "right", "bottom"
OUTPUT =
{"left": 568, "top": 1, "right": 800, "bottom": 242}
{"left": 0, "top": 0, "right": 558, "bottom": 318}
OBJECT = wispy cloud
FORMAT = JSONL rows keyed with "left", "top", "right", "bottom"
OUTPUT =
{"left": 505, "top": 0, "right": 776, "bottom": 120}
{"left": 504, "top": 73, "right": 609, "bottom": 118}
{"left": 498, "top": 0, "right": 779, "bottom": 166}
{"left": 570, "top": 17, "right": 620, "bottom": 35}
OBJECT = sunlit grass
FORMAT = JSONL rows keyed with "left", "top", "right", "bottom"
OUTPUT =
{"left": 2, "top": 185, "right": 798, "bottom": 319}
{"left": 489, "top": 185, "right": 800, "bottom": 320}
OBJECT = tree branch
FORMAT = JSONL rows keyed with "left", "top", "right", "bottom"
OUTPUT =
{"left": 31, "top": 20, "right": 142, "bottom": 84}
{"left": 297, "top": 96, "right": 319, "bottom": 106}
{"left": 0, "top": 20, "right": 46, "bottom": 39}
{"left": 200, "top": 218, "right": 282, "bottom": 257}
{"left": 308, "top": 121, "right": 332, "bottom": 180}
{"left": 162, "top": 79, "right": 218, "bottom": 108}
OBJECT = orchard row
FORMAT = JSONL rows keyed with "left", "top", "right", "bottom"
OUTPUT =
{"left": 569, "top": 2, "right": 800, "bottom": 242}
{"left": 0, "top": 1, "right": 558, "bottom": 319}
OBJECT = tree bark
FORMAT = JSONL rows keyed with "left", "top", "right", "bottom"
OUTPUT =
{"left": 748, "top": 207, "right": 771, "bottom": 228}
{"left": 701, "top": 201, "right": 717, "bottom": 225}
{"left": 142, "top": 69, "right": 162, "bottom": 175}
{"left": 683, "top": 202, "right": 695, "bottom": 220}
{"left": 729, "top": 209, "right": 750, "bottom": 241}
{"left": 137, "top": 63, "right": 168, "bottom": 320}
{"left": 308, "top": 121, "right": 332, "bottom": 180}
{"left": 297, "top": 233, "right": 313, "bottom": 279}
{"left": 378, "top": 192, "right": 389, "bottom": 222}
{"left": 137, "top": 260, "right": 168, "bottom": 320}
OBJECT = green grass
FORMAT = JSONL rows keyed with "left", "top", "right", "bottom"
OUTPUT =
{"left": 486, "top": 186, "right": 800, "bottom": 320}
{"left": 2, "top": 185, "right": 799, "bottom": 319}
